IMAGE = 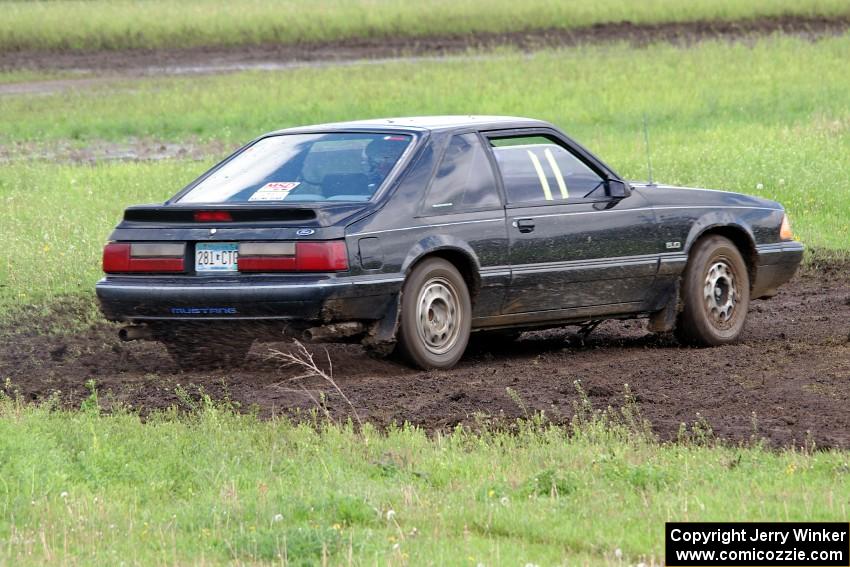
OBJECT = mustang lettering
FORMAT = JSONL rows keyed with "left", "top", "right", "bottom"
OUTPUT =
{"left": 170, "top": 307, "right": 239, "bottom": 315}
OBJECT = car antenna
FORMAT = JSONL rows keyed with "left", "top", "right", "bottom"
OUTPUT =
{"left": 642, "top": 114, "right": 655, "bottom": 186}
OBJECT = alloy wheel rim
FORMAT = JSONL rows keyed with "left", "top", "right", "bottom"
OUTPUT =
{"left": 703, "top": 259, "right": 738, "bottom": 328}
{"left": 416, "top": 276, "right": 462, "bottom": 355}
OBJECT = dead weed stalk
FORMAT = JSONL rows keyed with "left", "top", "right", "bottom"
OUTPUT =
{"left": 267, "top": 340, "right": 363, "bottom": 429}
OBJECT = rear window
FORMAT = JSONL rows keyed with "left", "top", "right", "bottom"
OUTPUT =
{"left": 178, "top": 132, "right": 413, "bottom": 204}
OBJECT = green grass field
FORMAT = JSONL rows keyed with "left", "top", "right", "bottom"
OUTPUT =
{"left": 2, "top": 35, "right": 848, "bottom": 306}
{"left": 1, "top": 0, "right": 848, "bottom": 53}
{"left": 0, "top": 389, "right": 846, "bottom": 566}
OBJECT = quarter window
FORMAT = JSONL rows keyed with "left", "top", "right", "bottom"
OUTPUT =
{"left": 423, "top": 133, "right": 501, "bottom": 213}
{"left": 490, "top": 136, "right": 604, "bottom": 204}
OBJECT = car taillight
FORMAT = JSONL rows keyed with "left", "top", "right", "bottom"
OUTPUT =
{"left": 102, "top": 242, "right": 185, "bottom": 273}
{"left": 238, "top": 241, "right": 348, "bottom": 272}
{"left": 194, "top": 211, "right": 232, "bottom": 222}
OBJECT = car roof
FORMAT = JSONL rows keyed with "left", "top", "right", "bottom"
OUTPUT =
{"left": 270, "top": 115, "right": 552, "bottom": 134}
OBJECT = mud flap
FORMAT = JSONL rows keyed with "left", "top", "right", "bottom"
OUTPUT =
{"left": 361, "top": 292, "right": 401, "bottom": 356}
{"left": 648, "top": 280, "right": 680, "bottom": 333}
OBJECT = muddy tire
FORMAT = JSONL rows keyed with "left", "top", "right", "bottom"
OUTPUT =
{"left": 397, "top": 258, "right": 471, "bottom": 370}
{"left": 675, "top": 235, "right": 750, "bottom": 346}
{"left": 162, "top": 331, "right": 253, "bottom": 371}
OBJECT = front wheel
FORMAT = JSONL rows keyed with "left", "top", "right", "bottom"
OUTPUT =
{"left": 675, "top": 235, "right": 750, "bottom": 346}
{"left": 397, "top": 258, "right": 471, "bottom": 370}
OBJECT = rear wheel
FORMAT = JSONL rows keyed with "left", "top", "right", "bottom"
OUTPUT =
{"left": 397, "top": 258, "right": 471, "bottom": 370}
{"left": 161, "top": 328, "right": 254, "bottom": 371}
{"left": 675, "top": 235, "right": 750, "bottom": 346}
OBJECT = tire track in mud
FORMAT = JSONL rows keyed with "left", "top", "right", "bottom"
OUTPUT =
{"left": 2, "top": 261, "right": 849, "bottom": 448}
{"left": 2, "top": 14, "right": 849, "bottom": 95}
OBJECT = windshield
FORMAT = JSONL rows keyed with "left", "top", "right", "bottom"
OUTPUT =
{"left": 177, "top": 132, "right": 414, "bottom": 204}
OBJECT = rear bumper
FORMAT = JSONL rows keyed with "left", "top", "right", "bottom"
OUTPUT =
{"left": 753, "top": 241, "right": 804, "bottom": 298}
{"left": 96, "top": 273, "right": 402, "bottom": 322}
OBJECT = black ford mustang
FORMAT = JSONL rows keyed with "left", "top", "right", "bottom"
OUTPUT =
{"left": 97, "top": 116, "right": 803, "bottom": 369}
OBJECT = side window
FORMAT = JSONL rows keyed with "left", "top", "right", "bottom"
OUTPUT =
{"left": 490, "top": 136, "right": 604, "bottom": 204}
{"left": 423, "top": 133, "right": 501, "bottom": 213}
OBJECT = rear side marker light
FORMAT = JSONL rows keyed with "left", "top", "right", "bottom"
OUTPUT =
{"left": 194, "top": 211, "right": 232, "bottom": 222}
{"left": 102, "top": 242, "right": 185, "bottom": 273}
{"left": 780, "top": 214, "right": 794, "bottom": 241}
{"left": 238, "top": 241, "right": 348, "bottom": 272}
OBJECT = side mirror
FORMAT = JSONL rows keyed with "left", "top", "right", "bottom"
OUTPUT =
{"left": 606, "top": 178, "right": 631, "bottom": 199}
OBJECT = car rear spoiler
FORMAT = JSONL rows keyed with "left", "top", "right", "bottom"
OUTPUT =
{"left": 119, "top": 203, "right": 372, "bottom": 227}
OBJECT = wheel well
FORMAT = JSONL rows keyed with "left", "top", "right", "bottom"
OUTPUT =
{"left": 693, "top": 226, "right": 757, "bottom": 288}
{"left": 407, "top": 250, "right": 481, "bottom": 303}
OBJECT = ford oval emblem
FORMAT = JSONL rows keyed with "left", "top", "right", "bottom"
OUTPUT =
{"left": 296, "top": 228, "right": 315, "bottom": 236}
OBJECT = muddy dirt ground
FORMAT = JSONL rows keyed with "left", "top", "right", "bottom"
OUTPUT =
{"left": 2, "top": 14, "right": 849, "bottom": 75}
{"left": 4, "top": 14, "right": 849, "bottom": 99}
{"left": 3, "top": 260, "right": 849, "bottom": 449}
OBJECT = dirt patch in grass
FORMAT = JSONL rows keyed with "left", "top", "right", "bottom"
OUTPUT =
{"left": 1, "top": 14, "right": 848, "bottom": 77}
{"left": 0, "top": 138, "right": 228, "bottom": 164}
{"left": 2, "top": 260, "right": 849, "bottom": 449}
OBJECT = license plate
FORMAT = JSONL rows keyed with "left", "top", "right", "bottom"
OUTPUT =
{"left": 195, "top": 242, "right": 238, "bottom": 273}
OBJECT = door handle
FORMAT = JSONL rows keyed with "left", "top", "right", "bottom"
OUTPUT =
{"left": 513, "top": 218, "right": 535, "bottom": 233}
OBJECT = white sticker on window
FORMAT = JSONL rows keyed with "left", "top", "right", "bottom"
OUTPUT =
{"left": 248, "top": 182, "right": 301, "bottom": 201}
